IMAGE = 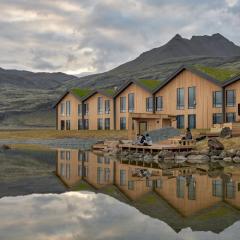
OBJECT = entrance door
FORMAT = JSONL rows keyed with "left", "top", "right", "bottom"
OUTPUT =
{"left": 139, "top": 121, "right": 147, "bottom": 135}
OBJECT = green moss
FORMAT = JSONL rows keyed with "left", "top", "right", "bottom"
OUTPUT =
{"left": 138, "top": 79, "right": 161, "bottom": 91}
{"left": 195, "top": 207, "right": 230, "bottom": 221}
{"left": 139, "top": 193, "right": 158, "bottom": 205}
{"left": 71, "top": 181, "right": 93, "bottom": 191}
{"left": 102, "top": 88, "right": 116, "bottom": 96}
{"left": 71, "top": 88, "right": 92, "bottom": 98}
{"left": 194, "top": 65, "right": 240, "bottom": 81}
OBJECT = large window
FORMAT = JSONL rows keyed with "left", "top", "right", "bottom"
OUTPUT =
{"left": 128, "top": 93, "right": 135, "bottom": 112}
{"left": 213, "top": 91, "right": 222, "bottom": 108}
{"left": 226, "top": 182, "right": 236, "bottom": 199}
{"left": 226, "top": 90, "right": 236, "bottom": 107}
{"left": 226, "top": 112, "right": 236, "bottom": 123}
{"left": 188, "top": 87, "right": 196, "bottom": 109}
{"left": 176, "top": 176, "right": 185, "bottom": 198}
{"left": 156, "top": 96, "right": 163, "bottom": 111}
{"left": 97, "top": 97, "right": 103, "bottom": 114}
{"left": 97, "top": 167, "right": 104, "bottom": 184}
{"left": 104, "top": 168, "right": 111, "bottom": 182}
{"left": 177, "top": 88, "right": 184, "bottom": 109}
{"left": 104, "top": 118, "right": 110, "bottom": 130}
{"left": 120, "top": 96, "right": 126, "bottom": 113}
{"left": 60, "top": 103, "right": 65, "bottom": 115}
{"left": 213, "top": 113, "right": 223, "bottom": 124}
{"left": 120, "top": 170, "right": 126, "bottom": 186}
{"left": 188, "top": 177, "right": 196, "bottom": 200}
{"left": 212, "top": 179, "right": 222, "bottom": 197}
{"left": 120, "top": 117, "right": 126, "bottom": 130}
{"left": 78, "top": 104, "right": 82, "bottom": 116}
{"left": 78, "top": 119, "right": 84, "bottom": 130}
{"left": 66, "top": 101, "right": 71, "bottom": 116}
{"left": 146, "top": 97, "right": 153, "bottom": 112}
{"left": 176, "top": 115, "right": 184, "bottom": 129}
{"left": 97, "top": 118, "right": 103, "bottom": 130}
{"left": 188, "top": 114, "right": 196, "bottom": 129}
{"left": 66, "top": 120, "right": 71, "bottom": 130}
{"left": 105, "top": 100, "right": 111, "bottom": 114}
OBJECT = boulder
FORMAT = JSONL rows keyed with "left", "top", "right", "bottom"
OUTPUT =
{"left": 233, "top": 156, "right": 240, "bottom": 163}
{"left": 175, "top": 155, "right": 187, "bottom": 164}
{"left": 208, "top": 139, "right": 224, "bottom": 151}
{"left": 223, "top": 157, "right": 232, "bottom": 163}
{"left": 220, "top": 127, "right": 232, "bottom": 138}
{"left": 187, "top": 154, "right": 210, "bottom": 164}
{"left": 227, "top": 149, "right": 237, "bottom": 157}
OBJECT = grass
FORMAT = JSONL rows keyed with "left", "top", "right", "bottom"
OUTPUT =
{"left": 102, "top": 88, "right": 116, "bottom": 96}
{"left": 0, "top": 129, "right": 128, "bottom": 140}
{"left": 71, "top": 181, "right": 93, "bottom": 191}
{"left": 138, "top": 79, "right": 162, "bottom": 91}
{"left": 138, "top": 193, "right": 158, "bottom": 205}
{"left": 71, "top": 88, "right": 92, "bottom": 98}
{"left": 9, "top": 144, "right": 53, "bottom": 151}
{"left": 194, "top": 65, "right": 240, "bottom": 81}
{"left": 195, "top": 207, "right": 231, "bottom": 221}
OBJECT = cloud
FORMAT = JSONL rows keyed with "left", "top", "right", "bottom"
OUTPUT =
{"left": 0, "top": 0, "right": 239, "bottom": 75}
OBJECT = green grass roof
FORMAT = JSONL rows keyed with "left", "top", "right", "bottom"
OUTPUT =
{"left": 71, "top": 88, "right": 92, "bottom": 98}
{"left": 138, "top": 79, "right": 162, "bottom": 91}
{"left": 101, "top": 88, "right": 116, "bottom": 96}
{"left": 194, "top": 65, "right": 240, "bottom": 82}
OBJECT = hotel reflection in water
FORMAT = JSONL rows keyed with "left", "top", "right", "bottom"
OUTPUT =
{"left": 57, "top": 149, "right": 240, "bottom": 217}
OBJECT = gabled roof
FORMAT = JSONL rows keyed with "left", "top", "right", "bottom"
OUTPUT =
{"left": 53, "top": 88, "right": 92, "bottom": 108}
{"left": 153, "top": 65, "right": 223, "bottom": 94}
{"left": 81, "top": 88, "right": 116, "bottom": 101}
{"left": 222, "top": 74, "right": 240, "bottom": 87}
{"left": 113, "top": 79, "right": 161, "bottom": 98}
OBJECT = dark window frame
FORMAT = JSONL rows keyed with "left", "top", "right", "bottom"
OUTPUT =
{"left": 177, "top": 88, "right": 184, "bottom": 110}
{"left": 156, "top": 96, "right": 163, "bottom": 111}
{"left": 188, "top": 86, "right": 196, "bottom": 109}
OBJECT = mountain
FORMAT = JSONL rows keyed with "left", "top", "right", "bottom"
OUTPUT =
{"left": 1, "top": 33, "right": 240, "bottom": 128}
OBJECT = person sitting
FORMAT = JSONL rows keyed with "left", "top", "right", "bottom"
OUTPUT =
{"left": 139, "top": 134, "right": 146, "bottom": 145}
{"left": 185, "top": 127, "right": 193, "bottom": 140}
{"left": 144, "top": 133, "right": 153, "bottom": 146}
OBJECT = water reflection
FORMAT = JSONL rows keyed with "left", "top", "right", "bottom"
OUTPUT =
{"left": 56, "top": 149, "right": 240, "bottom": 232}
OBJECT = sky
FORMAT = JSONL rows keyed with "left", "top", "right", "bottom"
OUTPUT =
{"left": 0, "top": 0, "right": 239, "bottom": 75}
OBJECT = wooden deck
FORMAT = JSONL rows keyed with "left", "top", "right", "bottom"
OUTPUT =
{"left": 119, "top": 143, "right": 195, "bottom": 153}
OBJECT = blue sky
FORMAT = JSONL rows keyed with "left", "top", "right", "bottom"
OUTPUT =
{"left": 0, "top": 0, "right": 239, "bottom": 75}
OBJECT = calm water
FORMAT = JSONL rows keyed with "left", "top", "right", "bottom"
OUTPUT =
{"left": 1, "top": 148, "right": 240, "bottom": 239}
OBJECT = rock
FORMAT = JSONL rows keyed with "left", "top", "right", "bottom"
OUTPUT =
{"left": 187, "top": 155, "right": 210, "bottom": 164}
{"left": 175, "top": 155, "right": 187, "bottom": 164}
{"left": 223, "top": 157, "right": 232, "bottom": 163}
{"left": 159, "top": 150, "right": 174, "bottom": 158}
{"left": 153, "top": 154, "right": 159, "bottom": 160}
{"left": 236, "top": 150, "right": 240, "bottom": 157}
{"left": 199, "top": 149, "right": 209, "bottom": 155}
{"left": 219, "top": 151, "right": 227, "bottom": 158}
{"left": 208, "top": 138, "right": 224, "bottom": 151}
{"left": 220, "top": 127, "right": 232, "bottom": 138}
{"left": 210, "top": 156, "right": 223, "bottom": 163}
{"left": 143, "top": 154, "right": 152, "bottom": 164}
{"left": 227, "top": 149, "right": 237, "bottom": 157}
{"left": 209, "top": 149, "right": 223, "bottom": 157}
{"left": 233, "top": 156, "right": 240, "bottom": 163}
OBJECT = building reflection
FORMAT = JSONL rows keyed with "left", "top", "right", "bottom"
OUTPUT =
{"left": 56, "top": 149, "right": 240, "bottom": 217}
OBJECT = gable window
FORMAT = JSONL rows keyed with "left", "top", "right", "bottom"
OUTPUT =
{"left": 104, "top": 118, "right": 110, "bottom": 130}
{"left": 78, "top": 104, "right": 82, "bottom": 116}
{"left": 60, "top": 103, "right": 65, "bottom": 115}
{"left": 97, "top": 97, "right": 103, "bottom": 114}
{"left": 66, "top": 120, "right": 71, "bottom": 130}
{"left": 128, "top": 93, "right": 135, "bottom": 112}
{"left": 177, "top": 88, "right": 184, "bottom": 109}
{"left": 213, "top": 113, "right": 223, "bottom": 124}
{"left": 188, "top": 114, "right": 196, "bottom": 129}
{"left": 120, "top": 96, "right": 126, "bottom": 113}
{"left": 226, "top": 90, "right": 236, "bottom": 107}
{"left": 156, "top": 96, "right": 163, "bottom": 111}
{"left": 120, "top": 117, "right": 127, "bottom": 130}
{"left": 213, "top": 91, "right": 222, "bottom": 108}
{"left": 146, "top": 97, "right": 153, "bottom": 112}
{"left": 176, "top": 115, "right": 184, "bottom": 129}
{"left": 188, "top": 87, "right": 196, "bottom": 109}
{"left": 66, "top": 101, "right": 71, "bottom": 116}
{"left": 105, "top": 100, "right": 111, "bottom": 114}
{"left": 97, "top": 118, "right": 103, "bottom": 130}
{"left": 226, "top": 112, "right": 236, "bottom": 123}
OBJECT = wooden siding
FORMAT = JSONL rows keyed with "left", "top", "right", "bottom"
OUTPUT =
{"left": 155, "top": 69, "right": 222, "bottom": 129}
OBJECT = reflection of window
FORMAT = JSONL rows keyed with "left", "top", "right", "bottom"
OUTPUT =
{"left": 97, "top": 167, "right": 104, "bottom": 184}
{"left": 78, "top": 164, "right": 82, "bottom": 177}
{"left": 212, "top": 179, "right": 222, "bottom": 197}
{"left": 104, "top": 168, "right": 111, "bottom": 182}
{"left": 146, "top": 180, "right": 153, "bottom": 188}
{"left": 83, "top": 166, "right": 88, "bottom": 177}
{"left": 97, "top": 155, "right": 104, "bottom": 163}
{"left": 66, "top": 151, "right": 71, "bottom": 160}
{"left": 120, "top": 170, "right": 126, "bottom": 186}
{"left": 104, "top": 157, "right": 110, "bottom": 164}
{"left": 226, "top": 181, "right": 235, "bottom": 199}
{"left": 128, "top": 181, "right": 134, "bottom": 190}
{"left": 60, "top": 163, "right": 65, "bottom": 176}
{"left": 66, "top": 164, "right": 70, "bottom": 179}
{"left": 176, "top": 176, "right": 185, "bottom": 198}
{"left": 156, "top": 179, "right": 163, "bottom": 189}
{"left": 60, "top": 151, "right": 65, "bottom": 160}
{"left": 188, "top": 177, "right": 196, "bottom": 200}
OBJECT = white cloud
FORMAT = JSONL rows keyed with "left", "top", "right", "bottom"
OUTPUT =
{"left": 225, "top": 0, "right": 238, "bottom": 7}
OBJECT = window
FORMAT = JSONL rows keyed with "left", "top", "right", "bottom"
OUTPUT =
{"left": 128, "top": 93, "right": 135, "bottom": 112}
{"left": 104, "top": 156, "right": 110, "bottom": 164}
{"left": 146, "top": 97, "right": 153, "bottom": 112}
{"left": 66, "top": 151, "right": 71, "bottom": 160}
{"left": 97, "top": 97, "right": 103, "bottom": 114}
{"left": 120, "top": 170, "right": 126, "bottom": 186}
{"left": 213, "top": 113, "right": 223, "bottom": 124}
{"left": 177, "top": 88, "right": 184, "bottom": 109}
{"left": 128, "top": 181, "right": 134, "bottom": 190}
{"left": 84, "top": 103, "right": 89, "bottom": 115}
{"left": 84, "top": 119, "right": 89, "bottom": 130}
{"left": 78, "top": 104, "right": 82, "bottom": 116}
{"left": 156, "top": 179, "right": 163, "bottom": 189}
{"left": 120, "top": 117, "right": 126, "bottom": 130}
{"left": 60, "top": 151, "right": 65, "bottom": 160}
{"left": 66, "top": 101, "right": 71, "bottom": 116}
{"left": 156, "top": 96, "right": 163, "bottom": 111}
{"left": 78, "top": 165, "right": 82, "bottom": 177}
{"left": 226, "top": 181, "right": 235, "bottom": 199}
{"left": 188, "top": 87, "right": 196, "bottom": 109}
{"left": 60, "top": 120, "right": 65, "bottom": 130}
{"left": 97, "top": 118, "right": 103, "bottom": 130}
{"left": 97, "top": 167, "right": 104, "bottom": 184}
{"left": 213, "top": 91, "right": 222, "bottom": 108}
{"left": 226, "top": 90, "right": 236, "bottom": 107}
{"left": 146, "top": 180, "right": 153, "bottom": 188}
{"left": 78, "top": 151, "right": 84, "bottom": 161}
{"left": 60, "top": 103, "right": 65, "bottom": 115}
{"left": 104, "top": 168, "right": 111, "bottom": 182}
{"left": 104, "top": 118, "right": 110, "bottom": 130}
{"left": 66, "top": 120, "right": 71, "bottom": 130}
{"left": 105, "top": 100, "right": 111, "bottom": 114}
{"left": 97, "top": 155, "right": 104, "bottom": 163}
{"left": 120, "top": 96, "right": 126, "bottom": 113}
{"left": 188, "top": 177, "right": 196, "bottom": 200}
{"left": 176, "top": 115, "right": 184, "bottom": 129}
{"left": 226, "top": 112, "right": 236, "bottom": 123}
{"left": 176, "top": 176, "right": 185, "bottom": 198}
{"left": 60, "top": 163, "right": 65, "bottom": 176}
{"left": 78, "top": 119, "right": 83, "bottom": 130}
{"left": 188, "top": 114, "right": 196, "bottom": 129}
{"left": 212, "top": 179, "right": 222, "bottom": 197}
